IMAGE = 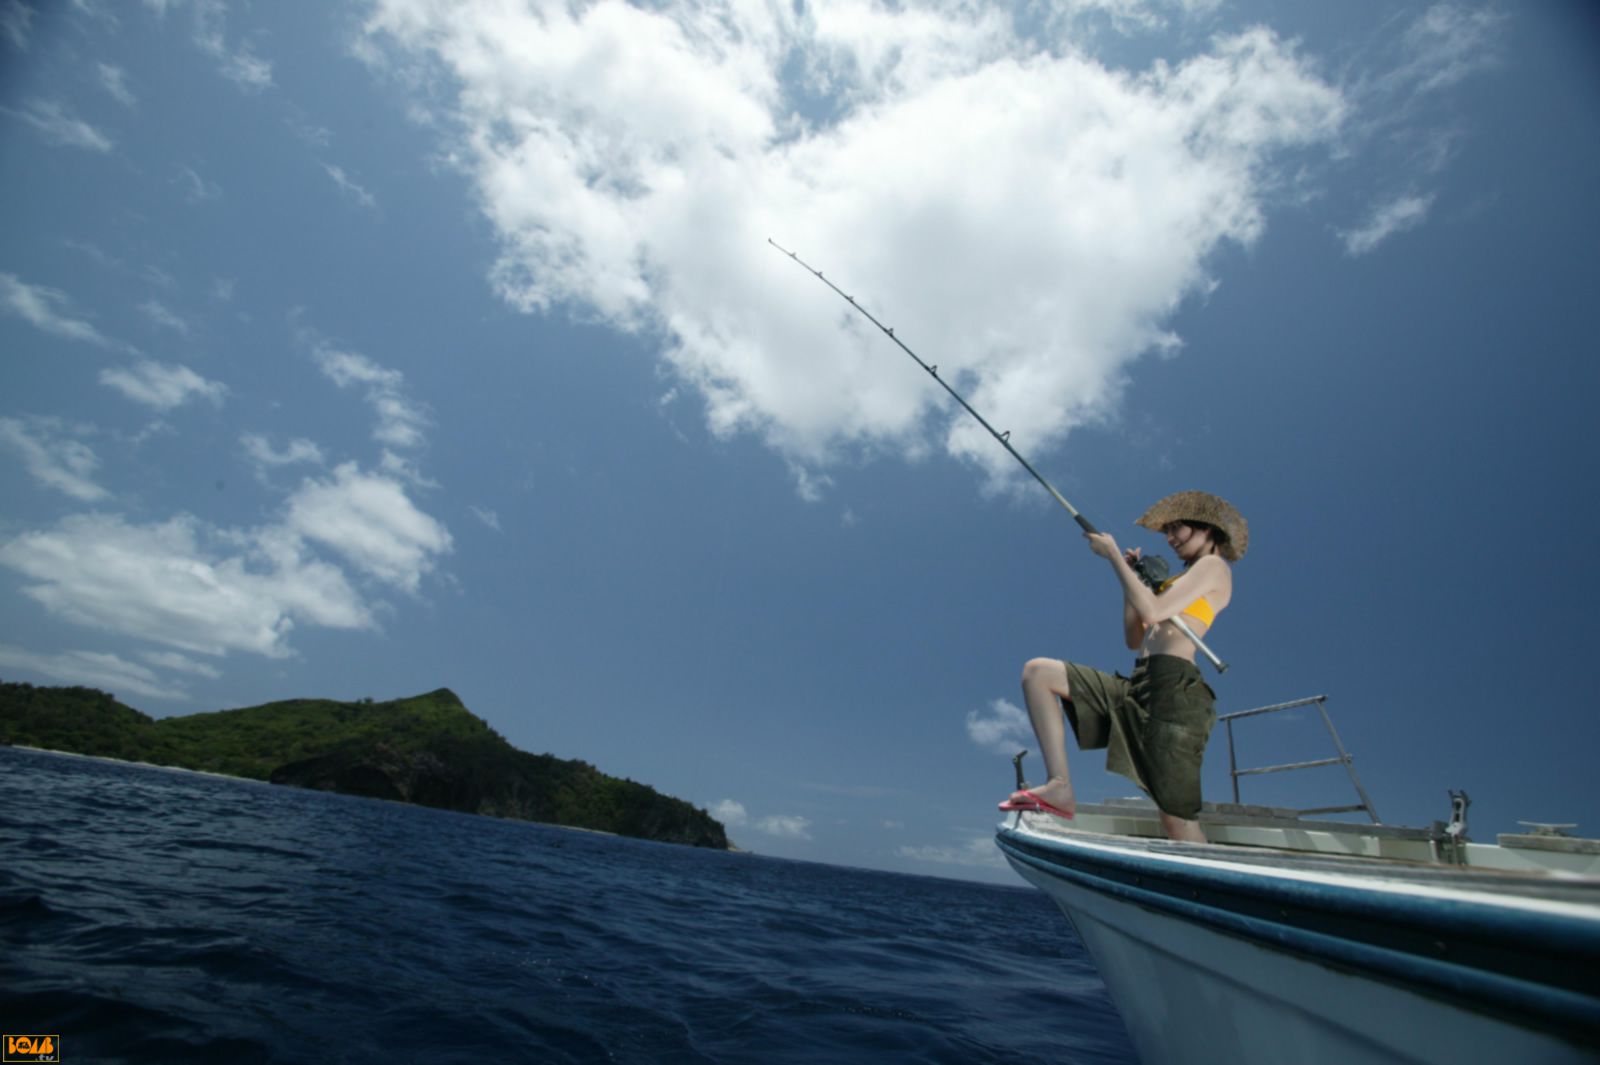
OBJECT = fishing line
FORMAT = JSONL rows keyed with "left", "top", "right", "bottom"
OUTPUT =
{"left": 767, "top": 238, "right": 1228, "bottom": 673}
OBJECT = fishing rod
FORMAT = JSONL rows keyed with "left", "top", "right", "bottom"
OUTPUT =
{"left": 767, "top": 238, "right": 1228, "bottom": 673}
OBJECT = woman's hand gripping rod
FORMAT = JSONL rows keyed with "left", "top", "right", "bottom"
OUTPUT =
{"left": 768, "top": 238, "right": 1228, "bottom": 673}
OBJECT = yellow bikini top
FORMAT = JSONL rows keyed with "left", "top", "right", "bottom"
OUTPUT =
{"left": 1159, "top": 576, "right": 1216, "bottom": 627}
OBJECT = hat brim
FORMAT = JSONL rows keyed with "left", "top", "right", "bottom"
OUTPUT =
{"left": 1136, "top": 491, "right": 1248, "bottom": 561}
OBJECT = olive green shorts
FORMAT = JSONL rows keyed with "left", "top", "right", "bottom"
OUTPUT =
{"left": 1062, "top": 654, "right": 1217, "bottom": 820}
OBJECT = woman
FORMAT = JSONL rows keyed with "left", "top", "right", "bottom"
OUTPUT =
{"left": 1005, "top": 491, "right": 1248, "bottom": 843}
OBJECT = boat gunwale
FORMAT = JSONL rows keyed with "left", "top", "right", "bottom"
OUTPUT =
{"left": 1028, "top": 810, "right": 1600, "bottom": 898}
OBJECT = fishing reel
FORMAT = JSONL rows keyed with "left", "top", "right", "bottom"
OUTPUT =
{"left": 1130, "top": 553, "right": 1171, "bottom": 592}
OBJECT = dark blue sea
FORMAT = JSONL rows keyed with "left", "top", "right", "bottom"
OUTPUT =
{"left": 0, "top": 746, "right": 1137, "bottom": 1064}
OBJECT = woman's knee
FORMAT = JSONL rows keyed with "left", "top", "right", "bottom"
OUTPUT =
{"left": 1022, "top": 657, "right": 1068, "bottom": 693}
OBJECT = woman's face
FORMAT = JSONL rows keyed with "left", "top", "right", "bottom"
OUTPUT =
{"left": 1164, "top": 522, "right": 1213, "bottom": 561}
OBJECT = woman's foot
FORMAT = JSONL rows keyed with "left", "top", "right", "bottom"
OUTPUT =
{"left": 1006, "top": 779, "right": 1075, "bottom": 819}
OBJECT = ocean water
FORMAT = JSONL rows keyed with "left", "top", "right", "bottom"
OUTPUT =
{"left": 0, "top": 746, "right": 1137, "bottom": 1064}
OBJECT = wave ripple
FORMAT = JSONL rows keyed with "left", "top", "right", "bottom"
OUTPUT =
{"left": 0, "top": 747, "right": 1135, "bottom": 1064}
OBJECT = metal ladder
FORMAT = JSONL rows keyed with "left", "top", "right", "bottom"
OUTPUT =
{"left": 1219, "top": 695, "right": 1382, "bottom": 824}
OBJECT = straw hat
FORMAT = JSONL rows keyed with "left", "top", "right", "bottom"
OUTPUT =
{"left": 1136, "top": 491, "right": 1248, "bottom": 561}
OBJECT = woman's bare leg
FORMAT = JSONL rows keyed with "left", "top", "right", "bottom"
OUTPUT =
{"left": 1016, "top": 658, "right": 1076, "bottom": 814}
{"left": 1019, "top": 659, "right": 1208, "bottom": 839}
{"left": 1160, "top": 812, "right": 1206, "bottom": 843}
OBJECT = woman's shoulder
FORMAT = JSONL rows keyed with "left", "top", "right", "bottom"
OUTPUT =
{"left": 1193, "top": 554, "right": 1232, "bottom": 587}
{"left": 1180, "top": 555, "right": 1232, "bottom": 613}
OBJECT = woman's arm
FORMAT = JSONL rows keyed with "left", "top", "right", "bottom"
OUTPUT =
{"left": 1120, "top": 549, "right": 1148, "bottom": 648}
{"left": 1123, "top": 598, "right": 1146, "bottom": 650}
{"left": 1088, "top": 533, "right": 1226, "bottom": 627}
{"left": 1138, "top": 557, "right": 1227, "bottom": 624}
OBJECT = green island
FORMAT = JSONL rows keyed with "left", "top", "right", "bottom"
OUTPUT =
{"left": 0, "top": 681, "right": 729, "bottom": 850}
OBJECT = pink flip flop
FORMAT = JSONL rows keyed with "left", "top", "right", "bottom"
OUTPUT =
{"left": 1009, "top": 789, "right": 1075, "bottom": 820}
{"left": 998, "top": 797, "right": 1041, "bottom": 812}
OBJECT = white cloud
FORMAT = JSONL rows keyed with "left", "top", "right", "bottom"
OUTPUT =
{"left": 966, "top": 698, "right": 1033, "bottom": 755}
{"left": 789, "top": 463, "right": 833, "bottom": 505}
{"left": 219, "top": 50, "right": 273, "bottom": 92}
{"left": 1, "top": 0, "right": 32, "bottom": 48}
{"left": 360, "top": 0, "right": 1346, "bottom": 490}
{"left": 1340, "top": 6, "right": 1505, "bottom": 192}
{"left": 1395, "top": 4, "right": 1505, "bottom": 96}
{"left": 73, "top": 0, "right": 122, "bottom": 26}
{"left": 897, "top": 835, "right": 1007, "bottom": 869}
{"left": 8, "top": 329, "right": 447, "bottom": 657}
{"left": 5, "top": 99, "right": 114, "bottom": 152}
{"left": 288, "top": 113, "right": 334, "bottom": 147}
{"left": 0, "top": 512, "right": 375, "bottom": 659}
{"left": 284, "top": 463, "right": 453, "bottom": 592}
{"left": 187, "top": 0, "right": 274, "bottom": 92}
{"left": 0, "top": 644, "right": 191, "bottom": 702}
{"left": 377, "top": 448, "right": 436, "bottom": 487}
{"left": 754, "top": 814, "right": 812, "bottom": 839}
{"left": 0, "top": 511, "right": 380, "bottom": 658}
{"left": 63, "top": 238, "right": 124, "bottom": 271}
{"left": 469, "top": 505, "right": 501, "bottom": 531}
{"left": 1338, "top": 193, "right": 1433, "bottom": 256}
{"left": 1042, "top": 0, "right": 1222, "bottom": 37}
{"left": 0, "top": 334, "right": 454, "bottom": 663}
{"left": 243, "top": 433, "right": 326, "bottom": 469}
{"left": 100, "top": 359, "right": 227, "bottom": 411}
{"left": 1, "top": 273, "right": 116, "bottom": 347}
{"left": 709, "top": 798, "right": 811, "bottom": 839}
{"left": 314, "top": 345, "right": 401, "bottom": 389}
{"left": 176, "top": 165, "right": 222, "bottom": 202}
{"left": 312, "top": 342, "right": 429, "bottom": 451}
{"left": 323, "top": 163, "right": 379, "bottom": 210}
{"left": 0, "top": 416, "right": 109, "bottom": 502}
{"left": 99, "top": 63, "right": 137, "bottom": 107}
{"left": 138, "top": 299, "right": 191, "bottom": 335}
{"left": 141, "top": 650, "right": 222, "bottom": 679}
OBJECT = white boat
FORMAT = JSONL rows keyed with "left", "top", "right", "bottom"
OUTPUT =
{"left": 995, "top": 696, "right": 1600, "bottom": 1065}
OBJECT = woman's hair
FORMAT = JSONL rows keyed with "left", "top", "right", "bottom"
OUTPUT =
{"left": 1185, "top": 521, "right": 1229, "bottom": 558}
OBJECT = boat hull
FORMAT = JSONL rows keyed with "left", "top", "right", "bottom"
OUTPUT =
{"left": 998, "top": 819, "right": 1600, "bottom": 1065}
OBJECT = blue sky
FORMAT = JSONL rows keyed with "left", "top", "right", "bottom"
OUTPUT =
{"left": 2, "top": 0, "right": 1597, "bottom": 884}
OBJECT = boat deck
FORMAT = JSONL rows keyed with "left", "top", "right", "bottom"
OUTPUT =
{"left": 1013, "top": 797, "right": 1600, "bottom": 891}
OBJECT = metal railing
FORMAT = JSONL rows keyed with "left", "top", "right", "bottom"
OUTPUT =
{"left": 1219, "top": 695, "right": 1381, "bottom": 824}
